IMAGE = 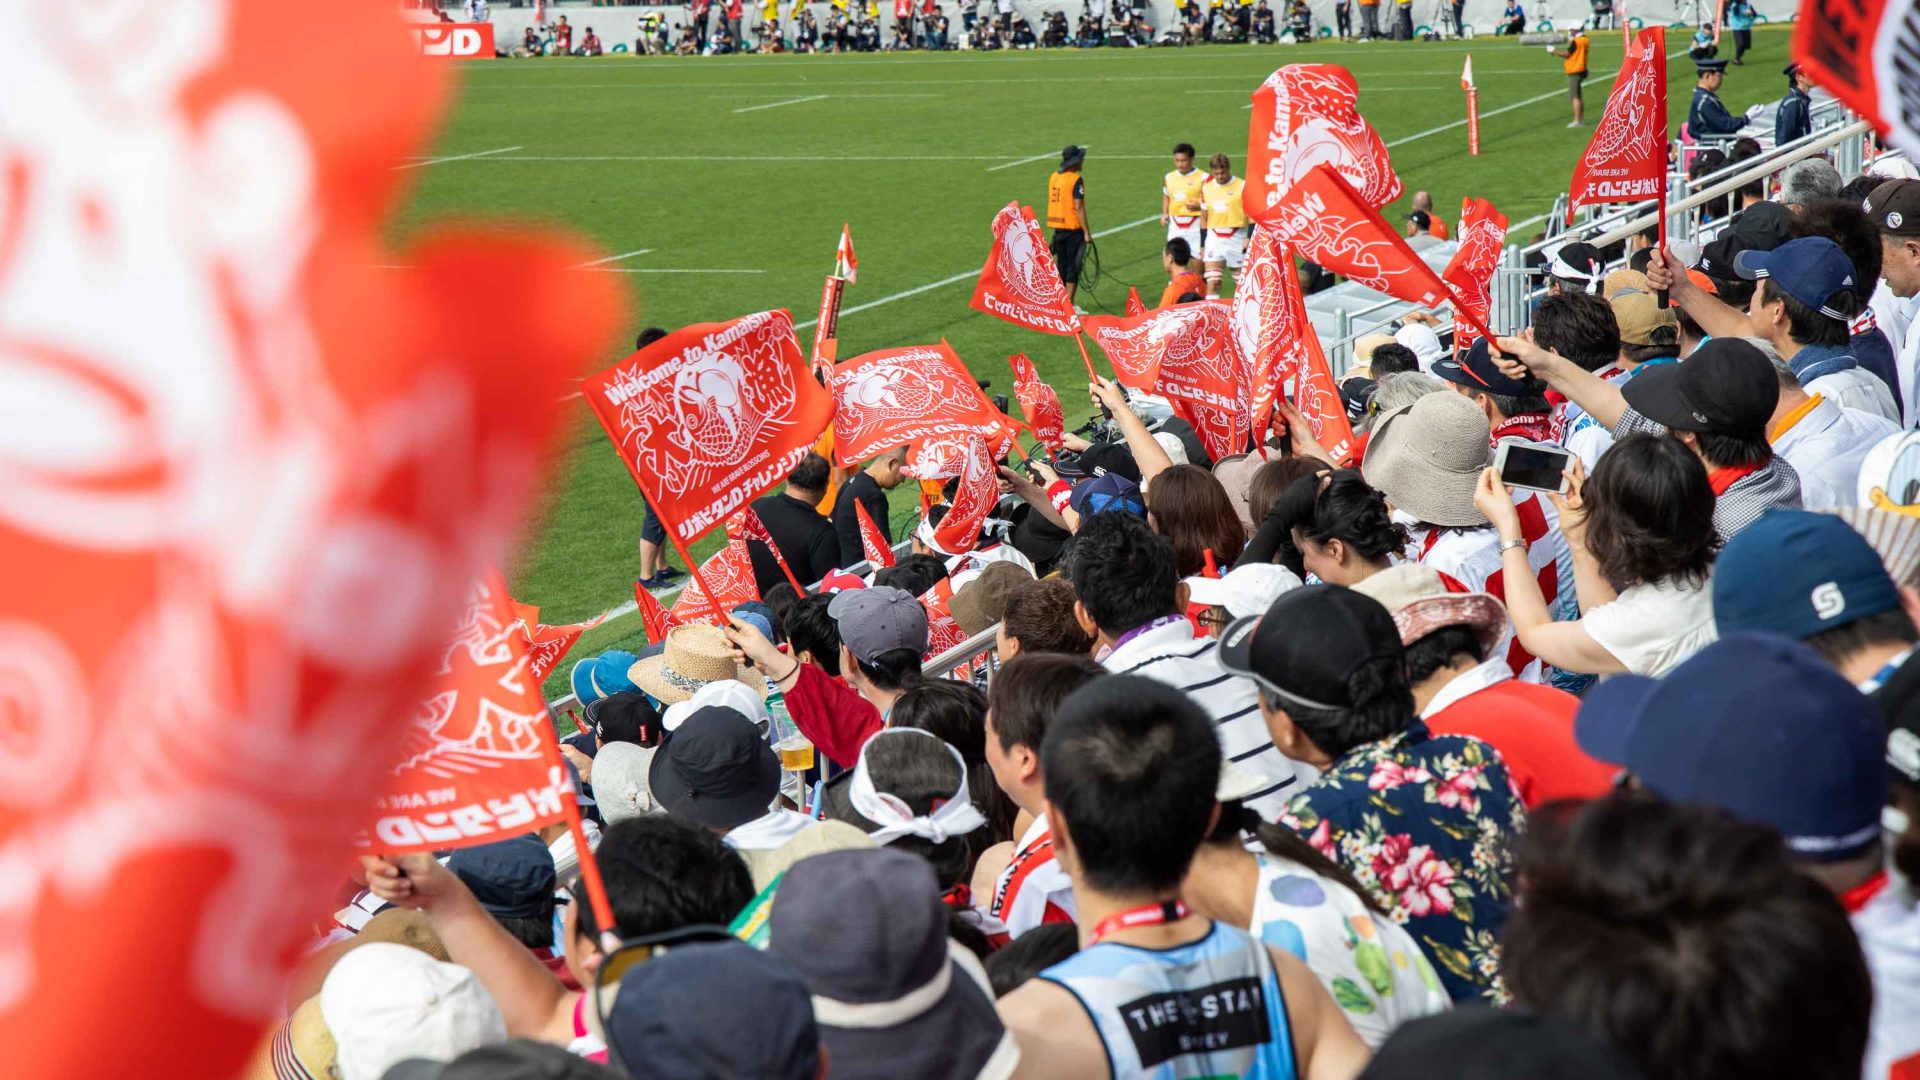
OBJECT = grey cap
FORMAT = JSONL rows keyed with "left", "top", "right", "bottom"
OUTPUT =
{"left": 827, "top": 586, "right": 930, "bottom": 663}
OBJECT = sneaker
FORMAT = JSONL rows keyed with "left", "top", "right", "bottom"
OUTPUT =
{"left": 655, "top": 566, "right": 684, "bottom": 582}
{"left": 1566, "top": 120, "right": 1584, "bottom": 127}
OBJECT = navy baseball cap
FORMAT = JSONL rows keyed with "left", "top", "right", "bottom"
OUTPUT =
{"left": 1713, "top": 510, "right": 1901, "bottom": 639}
{"left": 1575, "top": 632, "right": 1887, "bottom": 861}
{"left": 1069, "top": 472, "right": 1147, "bottom": 518}
{"left": 445, "top": 835, "right": 557, "bottom": 921}
{"left": 1734, "top": 235, "right": 1862, "bottom": 320}
{"left": 606, "top": 940, "right": 820, "bottom": 1080}
{"left": 1432, "top": 337, "right": 1545, "bottom": 398}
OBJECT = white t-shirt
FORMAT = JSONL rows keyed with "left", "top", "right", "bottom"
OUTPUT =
{"left": 1855, "top": 873, "right": 1920, "bottom": 1080}
{"left": 1581, "top": 575, "right": 1719, "bottom": 676}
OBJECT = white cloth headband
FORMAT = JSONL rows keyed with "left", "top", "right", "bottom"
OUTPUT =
{"left": 849, "top": 729, "right": 986, "bottom": 846}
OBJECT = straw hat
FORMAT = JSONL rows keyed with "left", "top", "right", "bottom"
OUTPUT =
{"left": 628, "top": 624, "right": 764, "bottom": 704}
{"left": 1362, "top": 393, "right": 1492, "bottom": 528}
{"left": 243, "top": 996, "right": 336, "bottom": 1080}
{"left": 1351, "top": 563, "right": 1508, "bottom": 657}
{"left": 1827, "top": 506, "right": 1920, "bottom": 589}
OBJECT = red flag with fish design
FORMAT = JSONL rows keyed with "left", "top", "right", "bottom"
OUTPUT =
{"left": 970, "top": 203, "right": 1081, "bottom": 336}
{"left": 1245, "top": 64, "right": 1403, "bottom": 226}
{"left": 855, "top": 499, "right": 896, "bottom": 568}
{"left": 1232, "top": 227, "right": 1356, "bottom": 464}
{"left": 922, "top": 436, "right": 999, "bottom": 556}
{"left": 1441, "top": 198, "right": 1509, "bottom": 354}
{"left": 830, "top": 341, "right": 1015, "bottom": 467}
{"left": 1007, "top": 353, "right": 1067, "bottom": 453}
{"left": 1126, "top": 287, "right": 1148, "bottom": 316}
{"left": 1793, "top": 1, "right": 1920, "bottom": 156}
{"left": 1083, "top": 303, "right": 1253, "bottom": 462}
{"left": 668, "top": 540, "right": 762, "bottom": 627}
{"left": 582, "top": 311, "right": 832, "bottom": 547}
{"left": 512, "top": 604, "right": 609, "bottom": 683}
{"left": 635, "top": 580, "right": 671, "bottom": 645}
{"left": 1567, "top": 28, "right": 1667, "bottom": 223}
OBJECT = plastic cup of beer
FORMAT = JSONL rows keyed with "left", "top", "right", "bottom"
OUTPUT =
{"left": 769, "top": 709, "right": 815, "bottom": 773}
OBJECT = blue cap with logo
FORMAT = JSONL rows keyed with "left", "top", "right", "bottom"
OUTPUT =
{"left": 1069, "top": 472, "right": 1147, "bottom": 518}
{"left": 1575, "top": 632, "right": 1887, "bottom": 861}
{"left": 1712, "top": 510, "right": 1900, "bottom": 640}
{"left": 1733, "top": 235, "right": 1862, "bottom": 320}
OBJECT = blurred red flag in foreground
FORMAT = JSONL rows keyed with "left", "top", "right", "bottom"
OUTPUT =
{"left": 1792, "top": 0, "right": 1919, "bottom": 155}
{"left": 0, "top": 3, "right": 622, "bottom": 1076}
{"left": 855, "top": 499, "right": 896, "bottom": 568}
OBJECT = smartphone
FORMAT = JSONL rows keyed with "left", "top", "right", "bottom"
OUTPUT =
{"left": 1493, "top": 443, "right": 1573, "bottom": 494}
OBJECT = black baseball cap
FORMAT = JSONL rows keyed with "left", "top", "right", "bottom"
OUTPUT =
{"left": 1361, "top": 1009, "right": 1642, "bottom": 1080}
{"left": 1432, "top": 336, "right": 1545, "bottom": 397}
{"left": 1053, "top": 440, "right": 1143, "bottom": 483}
{"left": 1218, "top": 585, "right": 1404, "bottom": 710}
{"left": 649, "top": 706, "right": 782, "bottom": 830}
{"left": 1619, "top": 337, "right": 1777, "bottom": 439}
{"left": 1546, "top": 241, "right": 1603, "bottom": 284}
{"left": 1864, "top": 179, "right": 1920, "bottom": 238}
{"left": 445, "top": 835, "right": 557, "bottom": 921}
{"left": 1406, "top": 209, "right": 1432, "bottom": 231}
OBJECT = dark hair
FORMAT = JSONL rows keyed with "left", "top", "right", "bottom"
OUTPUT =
{"left": 1403, "top": 625, "right": 1484, "bottom": 685}
{"left": 1790, "top": 201, "right": 1884, "bottom": 314}
{"left": 1166, "top": 237, "right": 1194, "bottom": 266}
{"left": 439, "top": 1040, "right": 623, "bottom": 1079}
{"left": 1505, "top": 793, "right": 1873, "bottom": 1080}
{"left": 1146, "top": 464, "right": 1246, "bottom": 578}
{"left": 843, "top": 729, "right": 977, "bottom": 889}
{"left": 1042, "top": 675, "right": 1221, "bottom": 895}
{"left": 1065, "top": 511, "right": 1179, "bottom": 637}
{"left": 854, "top": 647, "right": 924, "bottom": 692}
{"left": 1367, "top": 342, "right": 1421, "bottom": 377}
{"left": 985, "top": 923, "right": 1079, "bottom": 998}
{"left": 1176, "top": 290, "right": 1205, "bottom": 304}
{"left": 1531, "top": 292, "right": 1623, "bottom": 372}
{"left": 1675, "top": 302, "right": 1707, "bottom": 343}
{"left": 495, "top": 914, "right": 555, "bottom": 951}
{"left": 785, "top": 594, "right": 842, "bottom": 677}
{"left": 1173, "top": 141, "right": 1196, "bottom": 157}
{"left": 1622, "top": 329, "right": 1682, "bottom": 365}
{"left": 1248, "top": 456, "right": 1327, "bottom": 525}
{"left": 874, "top": 553, "right": 948, "bottom": 598}
{"left": 893, "top": 679, "right": 1015, "bottom": 844}
{"left": 1464, "top": 384, "right": 1552, "bottom": 421}
{"left": 1628, "top": 247, "right": 1655, "bottom": 274}
{"left": 989, "top": 652, "right": 1107, "bottom": 754}
{"left": 1000, "top": 576, "right": 1097, "bottom": 656}
{"left": 576, "top": 816, "right": 754, "bottom": 941}
{"left": 1760, "top": 279, "right": 1853, "bottom": 347}
{"left": 1297, "top": 470, "right": 1410, "bottom": 562}
{"left": 1259, "top": 651, "right": 1413, "bottom": 760}
{"left": 788, "top": 452, "right": 831, "bottom": 493}
{"left": 1693, "top": 427, "right": 1774, "bottom": 469}
{"left": 1204, "top": 801, "right": 1388, "bottom": 918}
{"left": 1584, "top": 433, "right": 1720, "bottom": 590}
{"left": 1806, "top": 606, "right": 1920, "bottom": 665}
{"left": 761, "top": 583, "right": 799, "bottom": 644}
{"left": 1838, "top": 176, "right": 1883, "bottom": 206}
{"left": 635, "top": 326, "right": 668, "bottom": 350}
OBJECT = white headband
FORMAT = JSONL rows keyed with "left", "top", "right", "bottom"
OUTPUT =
{"left": 848, "top": 729, "right": 986, "bottom": 846}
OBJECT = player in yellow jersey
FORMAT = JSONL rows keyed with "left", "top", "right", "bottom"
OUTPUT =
{"left": 1162, "top": 142, "right": 1207, "bottom": 262}
{"left": 1200, "top": 152, "right": 1247, "bottom": 298}
{"left": 1046, "top": 144, "right": 1090, "bottom": 307}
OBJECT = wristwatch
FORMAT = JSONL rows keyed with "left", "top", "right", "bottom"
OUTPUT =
{"left": 1499, "top": 537, "right": 1528, "bottom": 553}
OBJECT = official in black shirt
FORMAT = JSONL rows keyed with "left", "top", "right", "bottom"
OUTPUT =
{"left": 833, "top": 446, "right": 907, "bottom": 567}
{"left": 747, "top": 453, "right": 841, "bottom": 596}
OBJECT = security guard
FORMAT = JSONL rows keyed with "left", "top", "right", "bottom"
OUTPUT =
{"left": 1689, "top": 58, "right": 1747, "bottom": 138}
{"left": 1046, "top": 145, "right": 1090, "bottom": 306}
{"left": 1775, "top": 62, "right": 1814, "bottom": 146}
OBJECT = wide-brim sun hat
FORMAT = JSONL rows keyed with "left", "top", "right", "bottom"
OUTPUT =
{"left": 1361, "top": 393, "right": 1492, "bottom": 528}
{"left": 628, "top": 623, "right": 764, "bottom": 704}
{"left": 1350, "top": 562, "right": 1507, "bottom": 658}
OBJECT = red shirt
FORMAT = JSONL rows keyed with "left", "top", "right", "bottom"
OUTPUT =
{"left": 784, "top": 662, "right": 882, "bottom": 770}
{"left": 1422, "top": 668, "right": 1614, "bottom": 807}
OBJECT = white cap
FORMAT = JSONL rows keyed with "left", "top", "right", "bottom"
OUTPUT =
{"left": 320, "top": 943, "right": 507, "bottom": 1080}
{"left": 591, "top": 741, "right": 657, "bottom": 824}
{"left": 1867, "top": 155, "right": 1920, "bottom": 180}
{"left": 1153, "top": 431, "right": 1190, "bottom": 466}
{"left": 1183, "top": 563, "right": 1304, "bottom": 620}
{"left": 1393, "top": 323, "right": 1444, "bottom": 370}
{"left": 663, "top": 678, "right": 770, "bottom": 732}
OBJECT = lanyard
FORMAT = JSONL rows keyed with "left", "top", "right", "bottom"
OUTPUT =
{"left": 1111, "top": 614, "right": 1189, "bottom": 653}
{"left": 1088, "top": 899, "right": 1191, "bottom": 946}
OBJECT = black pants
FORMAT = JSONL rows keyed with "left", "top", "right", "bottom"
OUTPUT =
{"left": 1392, "top": 3, "right": 1411, "bottom": 39}
{"left": 1050, "top": 229, "right": 1087, "bottom": 285}
{"left": 1732, "top": 28, "right": 1751, "bottom": 61}
{"left": 1335, "top": 5, "right": 1350, "bottom": 34}
{"left": 1358, "top": 3, "right": 1378, "bottom": 37}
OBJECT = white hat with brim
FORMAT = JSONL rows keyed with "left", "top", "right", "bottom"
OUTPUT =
{"left": 1361, "top": 394, "right": 1493, "bottom": 529}
{"left": 1184, "top": 564, "right": 1305, "bottom": 620}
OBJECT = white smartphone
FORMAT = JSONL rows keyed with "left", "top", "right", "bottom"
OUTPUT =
{"left": 1493, "top": 443, "right": 1573, "bottom": 494}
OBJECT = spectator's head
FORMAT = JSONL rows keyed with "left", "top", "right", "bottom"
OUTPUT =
{"left": 1545, "top": 241, "right": 1604, "bottom": 295}
{"left": 570, "top": 816, "right": 755, "bottom": 979}
{"left": 630, "top": 624, "right": 761, "bottom": 706}
{"left": 1042, "top": 675, "right": 1221, "bottom": 896}
{"left": 1209, "top": 152, "right": 1232, "bottom": 183}
{"left": 320, "top": 946, "right": 506, "bottom": 1080}
{"left": 827, "top": 728, "right": 983, "bottom": 890}
{"left": 651, "top": 706, "right": 782, "bottom": 833}
{"left": 1789, "top": 199, "right": 1883, "bottom": 318}
{"left": 1404, "top": 209, "right": 1431, "bottom": 237}
{"left": 605, "top": 941, "right": 822, "bottom": 1080}
{"left": 389, "top": 1040, "right": 625, "bottom": 1080}
{"left": 1864, "top": 179, "right": 1920, "bottom": 299}
{"left": 569, "top": 648, "right": 642, "bottom": 709}
{"left": 1711, "top": 509, "right": 1918, "bottom": 680}
{"left": 1247, "top": 455, "right": 1327, "bottom": 526}
{"left": 1350, "top": 563, "right": 1506, "bottom": 709}
{"left": 866, "top": 445, "right": 909, "bottom": 488}
{"left": 984, "top": 923, "right": 1079, "bottom": 998}
{"left": 1184, "top": 563, "right": 1302, "bottom": 637}
{"left": 1359, "top": 1010, "right": 1642, "bottom": 1080}
{"left": 1165, "top": 236, "right": 1195, "bottom": 270}
{"left": 1619, "top": 337, "right": 1777, "bottom": 468}
{"left": 949, "top": 560, "right": 1030, "bottom": 637}
{"left": 786, "top": 452, "right": 831, "bottom": 504}
{"left": 828, "top": 585, "right": 928, "bottom": 696}
{"left": 1503, "top": 793, "right": 1872, "bottom": 1080}
{"left": 1432, "top": 337, "right": 1550, "bottom": 424}
{"left": 1411, "top": 190, "right": 1434, "bottom": 213}
{"left": 1583, "top": 432, "right": 1720, "bottom": 592}
{"left": 1363, "top": 391, "right": 1492, "bottom": 529}
{"left": 1221, "top": 584, "right": 1415, "bottom": 762}
{"left": 586, "top": 691, "right": 662, "bottom": 749}
{"left": 1608, "top": 282, "right": 1681, "bottom": 365}
{"left": 1144, "top": 464, "right": 1246, "bottom": 578}
{"left": 997, "top": 575, "right": 1096, "bottom": 659}
{"left": 635, "top": 326, "right": 668, "bottom": 350}
{"left": 1779, "top": 158, "right": 1843, "bottom": 211}
{"left": 1531, "top": 290, "right": 1622, "bottom": 372}
{"left": 784, "top": 593, "right": 843, "bottom": 677}
{"left": 1065, "top": 510, "right": 1179, "bottom": 641}
{"left": 592, "top": 741, "right": 657, "bottom": 826}
{"left": 769, "top": 849, "right": 1013, "bottom": 1080}
{"left": 1288, "top": 469, "right": 1410, "bottom": 586}
{"left": 446, "top": 835, "right": 557, "bottom": 951}
{"left": 1364, "top": 370, "right": 1446, "bottom": 431}
{"left": 1739, "top": 236, "right": 1860, "bottom": 350}
{"left": 1392, "top": 322, "right": 1444, "bottom": 370}
{"left": 873, "top": 551, "right": 949, "bottom": 598}
{"left": 1365, "top": 341, "right": 1422, "bottom": 378}
{"left": 985, "top": 651, "right": 1108, "bottom": 814}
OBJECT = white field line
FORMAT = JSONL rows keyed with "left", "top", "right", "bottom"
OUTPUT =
{"left": 394, "top": 145, "right": 521, "bottom": 169}
{"left": 571, "top": 248, "right": 654, "bottom": 268}
{"left": 1386, "top": 46, "right": 1686, "bottom": 148}
{"left": 986, "top": 150, "right": 1068, "bottom": 172}
{"left": 732, "top": 93, "right": 829, "bottom": 113}
{"left": 583, "top": 267, "right": 767, "bottom": 274}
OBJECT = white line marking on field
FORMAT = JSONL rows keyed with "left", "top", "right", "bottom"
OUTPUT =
{"left": 986, "top": 150, "right": 1066, "bottom": 172}
{"left": 583, "top": 267, "right": 767, "bottom": 274}
{"left": 394, "top": 145, "right": 522, "bottom": 169}
{"left": 572, "top": 248, "right": 654, "bottom": 268}
{"left": 1383, "top": 47, "right": 1682, "bottom": 149}
{"left": 732, "top": 93, "right": 829, "bottom": 113}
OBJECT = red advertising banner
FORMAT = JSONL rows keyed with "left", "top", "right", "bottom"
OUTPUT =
{"left": 1008, "top": 352, "right": 1067, "bottom": 453}
{"left": 1083, "top": 302, "right": 1253, "bottom": 462}
{"left": 1567, "top": 28, "right": 1668, "bottom": 223}
{"left": 1793, "top": 0, "right": 1919, "bottom": 156}
{"left": 582, "top": 310, "right": 832, "bottom": 546}
{"left": 830, "top": 341, "right": 1016, "bottom": 466}
{"left": 970, "top": 203, "right": 1081, "bottom": 336}
{"left": 368, "top": 574, "right": 570, "bottom": 853}
{"left": 1441, "top": 197, "right": 1510, "bottom": 354}
{"left": 1245, "top": 63, "right": 1402, "bottom": 225}
{"left": 414, "top": 22, "right": 497, "bottom": 58}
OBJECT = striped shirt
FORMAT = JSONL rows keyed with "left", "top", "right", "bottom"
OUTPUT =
{"left": 1102, "top": 619, "right": 1316, "bottom": 821}
{"left": 1614, "top": 406, "right": 1803, "bottom": 538}
{"left": 987, "top": 812, "right": 1076, "bottom": 938}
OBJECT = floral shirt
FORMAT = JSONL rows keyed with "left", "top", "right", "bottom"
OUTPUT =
{"left": 1280, "top": 721, "right": 1525, "bottom": 1003}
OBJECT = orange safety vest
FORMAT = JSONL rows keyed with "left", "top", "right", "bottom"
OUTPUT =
{"left": 1046, "top": 171, "right": 1083, "bottom": 231}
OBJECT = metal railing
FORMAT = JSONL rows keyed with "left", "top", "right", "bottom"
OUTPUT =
{"left": 924, "top": 624, "right": 1004, "bottom": 682}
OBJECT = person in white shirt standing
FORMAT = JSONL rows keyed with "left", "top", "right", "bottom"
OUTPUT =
{"left": 1761, "top": 340, "right": 1898, "bottom": 511}
{"left": 464, "top": 0, "right": 490, "bottom": 21}
{"left": 1864, "top": 180, "right": 1920, "bottom": 422}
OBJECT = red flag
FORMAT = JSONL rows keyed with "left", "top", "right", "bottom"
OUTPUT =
{"left": 514, "top": 607, "right": 609, "bottom": 683}
{"left": 1794, "top": 2, "right": 1918, "bottom": 155}
{"left": 830, "top": 341, "right": 1017, "bottom": 466}
{"left": 1126, "top": 286, "right": 1148, "bottom": 316}
{"left": 1567, "top": 28, "right": 1667, "bottom": 224}
{"left": 1231, "top": 227, "right": 1358, "bottom": 464}
{"left": 635, "top": 580, "right": 671, "bottom": 645}
{"left": 1245, "top": 64, "right": 1403, "bottom": 226}
{"left": 895, "top": 0, "right": 911, "bottom": 18}
{"left": 1083, "top": 303, "right": 1252, "bottom": 462}
{"left": 0, "top": 2, "right": 624, "bottom": 1073}
{"left": 668, "top": 540, "right": 762, "bottom": 628}
{"left": 855, "top": 499, "right": 897, "bottom": 567}
{"left": 729, "top": 506, "right": 805, "bottom": 593}
{"left": 970, "top": 202, "right": 1081, "bottom": 336}
{"left": 582, "top": 310, "right": 833, "bottom": 546}
{"left": 1441, "top": 198, "right": 1510, "bottom": 354}
{"left": 836, "top": 223, "right": 859, "bottom": 283}
{"left": 921, "top": 576, "right": 972, "bottom": 663}
{"left": 368, "top": 574, "right": 571, "bottom": 854}
{"left": 919, "top": 437, "right": 1000, "bottom": 556}
{"left": 1008, "top": 353, "right": 1068, "bottom": 453}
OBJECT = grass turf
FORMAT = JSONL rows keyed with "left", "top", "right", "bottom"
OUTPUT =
{"left": 390, "top": 27, "right": 1796, "bottom": 696}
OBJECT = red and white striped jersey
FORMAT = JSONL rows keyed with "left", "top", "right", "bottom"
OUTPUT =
{"left": 1409, "top": 493, "right": 1574, "bottom": 682}
{"left": 987, "top": 813, "right": 1077, "bottom": 938}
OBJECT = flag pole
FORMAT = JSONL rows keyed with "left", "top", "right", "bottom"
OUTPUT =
{"left": 543, "top": 730, "right": 620, "bottom": 952}
{"left": 1073, "top": 331, "right": 1100, "bottom": 381}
